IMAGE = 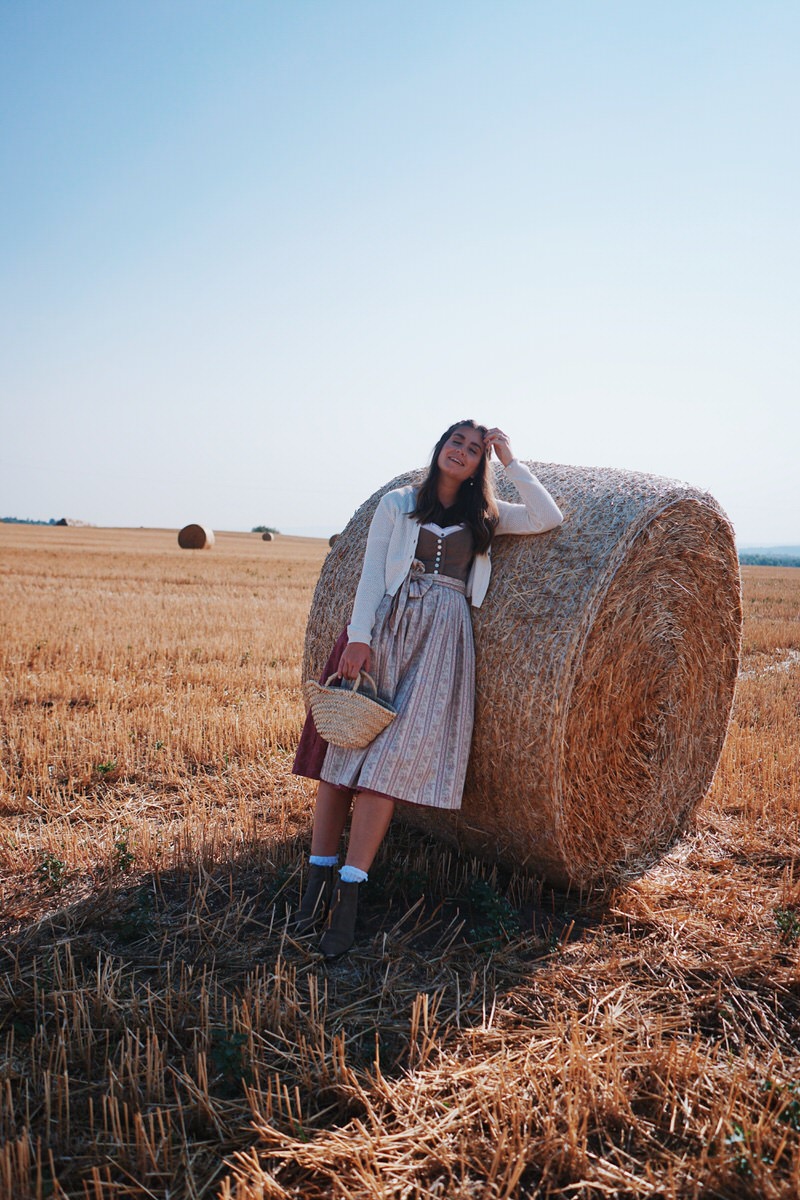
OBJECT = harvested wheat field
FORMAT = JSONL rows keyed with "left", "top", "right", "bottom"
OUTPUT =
{"left": 1, "top": 522, "right": 800, "bottom": 1199}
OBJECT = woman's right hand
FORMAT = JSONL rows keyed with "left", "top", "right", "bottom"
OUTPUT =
{"left": 338, "top": 640, "right": 371, "bottom": 681}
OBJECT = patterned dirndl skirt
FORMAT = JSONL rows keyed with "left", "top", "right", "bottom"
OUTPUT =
{"left": 295, "top": 571, "right": 475, "bottom": 811}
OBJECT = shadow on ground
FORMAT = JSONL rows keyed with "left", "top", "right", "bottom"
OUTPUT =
{"left": 0, "top": 821, "right": 610, "bottom": 1197}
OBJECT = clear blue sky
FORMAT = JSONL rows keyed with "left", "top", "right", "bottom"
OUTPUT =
{"left": 1, "top": 1, "right": 797, "bottom": 543}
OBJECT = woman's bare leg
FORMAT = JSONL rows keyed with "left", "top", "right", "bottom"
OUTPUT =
{"left": 345, "top": 790, "right": 396, "bottom": 872}
{"left": 310, "top": 781, "right": 353, "bottom": 857}
{"left": 318, "top": 789, "right": 395, "bottom": 956}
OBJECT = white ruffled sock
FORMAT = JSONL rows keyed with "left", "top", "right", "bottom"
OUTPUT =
{"left": 339, "top": 864, "right": 368, "bottom": 884}
{"left": 309, "top": 854, "right": 339, "bottom": 867}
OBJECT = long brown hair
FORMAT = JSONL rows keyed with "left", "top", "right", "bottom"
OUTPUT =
{"left": 412, "top": 420, "right": 499, "bottom": 554}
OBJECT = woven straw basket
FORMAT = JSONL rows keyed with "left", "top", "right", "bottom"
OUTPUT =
{"left": 304, "top": 671, "right": 396, "bottom": 749}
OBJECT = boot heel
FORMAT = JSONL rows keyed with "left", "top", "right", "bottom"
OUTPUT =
{"left": 290, "top": 864, "right": 335, "bottom": 935}
{"left": 319, "top": 879, "right": 359, "bottom": 958}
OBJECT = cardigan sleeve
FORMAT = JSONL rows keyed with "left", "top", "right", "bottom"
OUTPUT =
{"left": 346, "top": 492, "right": 397, "bottom": 646}
{"left": 494, "top": 459, "right": 563, "bottom": 534}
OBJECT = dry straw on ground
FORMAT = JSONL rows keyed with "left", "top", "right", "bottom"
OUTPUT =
{"left": 0, "top": 522, "right": 799, "bottom": 1199}
{"left": 305, "top": 462, "right": 742, "bottom": 887}
{"left": 178, "top": 523, "right": 215, "bottom": 549}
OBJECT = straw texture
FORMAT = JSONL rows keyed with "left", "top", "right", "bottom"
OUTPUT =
{"left": 303, "top": 462, "right": 742, "bottom": 887}
{"left": 304, "top": 671, "right": 396, "bottom": 749}
{"left": 177, "top": 524, "right": 215, "bottom": 549}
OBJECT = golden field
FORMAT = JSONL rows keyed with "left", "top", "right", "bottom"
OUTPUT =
{"left": 1, "top": 522, "right": 800, "bottom": 1199}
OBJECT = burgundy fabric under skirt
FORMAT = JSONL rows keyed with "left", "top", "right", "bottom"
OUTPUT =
{"left": 291, "top": 628, "right": 349, "bottom": 780}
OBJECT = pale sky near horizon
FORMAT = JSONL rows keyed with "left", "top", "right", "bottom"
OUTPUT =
{"left": 1, "top": 1, "right": 797, "bottom": 544}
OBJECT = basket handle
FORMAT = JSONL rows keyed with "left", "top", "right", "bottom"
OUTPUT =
{"left": 324, "top": 670, "right": 378, "bottom": 696}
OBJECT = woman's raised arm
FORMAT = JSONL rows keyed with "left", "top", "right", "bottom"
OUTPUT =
{"left": 484, "top": 428, "right": 563, "bottom": 535}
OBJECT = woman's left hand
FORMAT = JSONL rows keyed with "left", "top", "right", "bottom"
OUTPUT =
{"left": 338, "top": 640, "right": 371, "bottom": 681}
{"left": 484, "top": 428, "right": 514, "bottom": 467}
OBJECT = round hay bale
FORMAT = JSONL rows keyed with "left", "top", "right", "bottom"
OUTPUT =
{"left": 329, "top": 533, "right": 340, "bottom": 548}
{"left": 262, "top": 531, "right": 274, "bottom": 542}
{"left": 303, "top": 462, "right": 742, "bottom": 888}
{"left": 177, "top": 524, "right": 215, "bottom": 550}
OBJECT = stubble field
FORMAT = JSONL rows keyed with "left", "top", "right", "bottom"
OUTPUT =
{"left": 1, "top": 523, "right": 799, "bottom": 1199}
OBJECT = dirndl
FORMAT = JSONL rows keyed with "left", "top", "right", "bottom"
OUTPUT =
{"left": 320, "top": 572, "right": 475, "bottom": 810}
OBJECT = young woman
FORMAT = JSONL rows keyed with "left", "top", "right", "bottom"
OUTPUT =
{"left": 291, "top": 422, "right": 563, "bottom": 956}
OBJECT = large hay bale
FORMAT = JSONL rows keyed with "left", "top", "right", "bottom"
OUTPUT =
{"left": 303, "top": 462, "right": 742, "bottom": 887}
{"left": 262, "top": 531, "right": 274, "bottom": 542}
{"left": 177, "top": 524, "right": 214, "bottom": 549}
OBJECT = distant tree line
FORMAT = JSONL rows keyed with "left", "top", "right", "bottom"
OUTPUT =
{"left": 738, "top": 553, "right": 800, "bottom": 568}
{"left": 1, "top": 516, "right": 59, "bottom": 525}
{"left": 252, "top": 525, "right": 280, "bottom": 534}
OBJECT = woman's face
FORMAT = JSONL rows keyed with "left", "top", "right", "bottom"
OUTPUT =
{"left": 436, "top": 425, "right": 485, "bottom": 484}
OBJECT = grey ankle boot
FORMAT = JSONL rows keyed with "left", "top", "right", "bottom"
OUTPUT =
{"left": 291, "top": 864, "right": 335, "bottom": 936}
{"left": 319, "top": 879, "right": 360, "bottom": 958}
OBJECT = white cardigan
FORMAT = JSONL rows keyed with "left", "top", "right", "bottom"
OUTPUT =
{"left": 347, "top": 459, "right": 563, "bottom": 645}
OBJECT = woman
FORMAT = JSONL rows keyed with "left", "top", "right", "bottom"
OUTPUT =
{"left": 291, "top": 422, "right": 563, "bottom": 956}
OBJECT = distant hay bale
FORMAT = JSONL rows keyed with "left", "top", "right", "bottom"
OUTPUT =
{"left": 303, "top": 462, "right": 742, "bottom": 888}
{"left": 262, "top": 531, "right": 274, "bottom": 542}
{"left": 328, "top": 533, "right": 340, "bottom": 548}
{"left": 177, "top": 524, "right": 215, "bottom": 550}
